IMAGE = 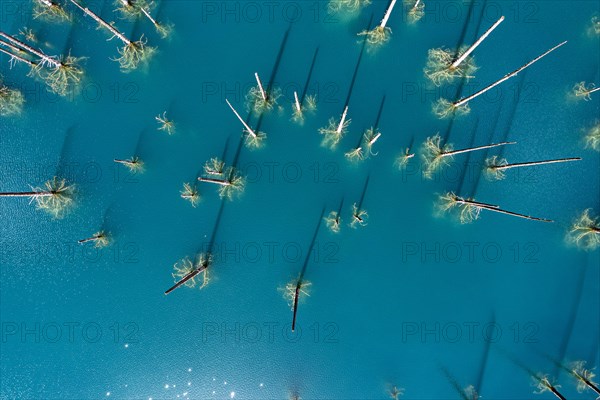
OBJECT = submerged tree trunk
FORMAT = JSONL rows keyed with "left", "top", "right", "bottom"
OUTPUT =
{"left": 291, "top": 283, "right": 301, "bottom": 331}
{"left": 0, "top": 46, "right": 36, "bottom": 66}
{"left": 451, "top": 16, "right": 504, "bottom": 69}
{"left": 337, "top": 106, "right": 349, "bottom": 134}
{"left": 294, "top": 91, "right": 301, "bottom": 112}
{"left": 164, "top": 267, "right": 206, "bottom": 295}
{"left": 198, "top": 177, "right": 230, "bottom": 186}
{"left": 492, "top": 157, "right": 581, "bottom": 170}
{"left": 225, "top": 99, "right": 257, "bottom": 137}
{"left": 443, "top": 141, "right": 515, "bottom": 157}
{"left": 454, "top": 41, "right": 567, "bottom": 107}
{"left": 0, "top": 191, "right": 53, "bottom": 197}
{"left": 114, "top": 159, "right": 135, "bottom": 165}
{"left": 368, "top": 132, "right": 382, "bottom": 146}
{"left": 67, "top": 0, "right": 132, "bottom": 45}
{"left": 0, "top": 38, "right": 32, "bottom": 55}
{"left": 547, "top": 386, "right": 566, "bottom": 400}
{"left": 575, "top": 373, "right": 600, "bottom": 395}
{"left": 451, "top": 196, "right": 550, "bottom": 222}
{"left": 254, "top": 72, "right": 267, "bottom": 101}
{"left": 475, "top": 202, "right": 552, "bottom": 223}
{"left": 453, "top": 197, "right": 500, "bottom": 209}
{"left": 380, "top": 0, "right": 398, "bottom": 28}
{"left": 139, "top": 7, "right": 158, "bottom": 25}
{"left": 0, "top": 32, "right": 60, "bottom": 68}
{"left": 78, "top": 235, "right": 103, "bottom": 244}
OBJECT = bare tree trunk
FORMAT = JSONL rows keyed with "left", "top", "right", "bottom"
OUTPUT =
{"left": 164, "top": 266, "right": 206, "bottom": 295}
{"left": 454, "top": 198, "right": 500, "bottom": 209}
{"left": 0, "top": 191, "right": 53, "bottom": 197}
{"left": 451, "top": 16, "right": 504, "bottom": 69}
{"left": 254, "top": 72, "right": 267, "bottom": 101}
{"left": 0, "top": 32, "right": 60, "bottom": 68}
{"left": 0, "top": 46, "right": 36, "bottom": 66}
{"left": 380, "top": 0, "right": 398, "bottom": 28}
{"left": 368, "top": 133, "right": 382, "bottom": 146}
{"left": 293, "top": 91, "right": 301, "bottom": 112}
{"left": 493, "top": 157, "right": 581, "bottom": 170}
{"left": 548, "top": 386, "right": 566, "bottom": 400}
{"left": 443, "top": 141, "right": 515, "bottom": 157}
{"left": 198, "top": 177, "right": 229, "bottom": 186}
{"left": 78, "top": 236, "right": 100, "bottom": 244}
{"left": 291, "top": 283, "right": 301, "bottom": 332}
{"left": 139, "top": 7, "right": 158, "bottom": 25}
{"left": 225, "top": 99, "right": 257, "bottom": 137}
{"left": 572, "top": 372, "right": 600, "bottom": 395}
{"left": 476, "top": 202, "right": 552, "bottom": 222}
{"left": 455, "top": 41, "right": 567, "bottom": 107}
{"left": 337, "top": 106, "right": 349, "bottom": 134}
{"left": 67, "top": 0, "right": 132, "bottom": 45}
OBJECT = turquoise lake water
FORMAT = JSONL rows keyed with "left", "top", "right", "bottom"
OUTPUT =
{"left": 1, "top": 0, "right": 599, "bottom": 399}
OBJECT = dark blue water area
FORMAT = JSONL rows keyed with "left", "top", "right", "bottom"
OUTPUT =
{"left": 1, "top": 0, "right": 599, "bottom": 399}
